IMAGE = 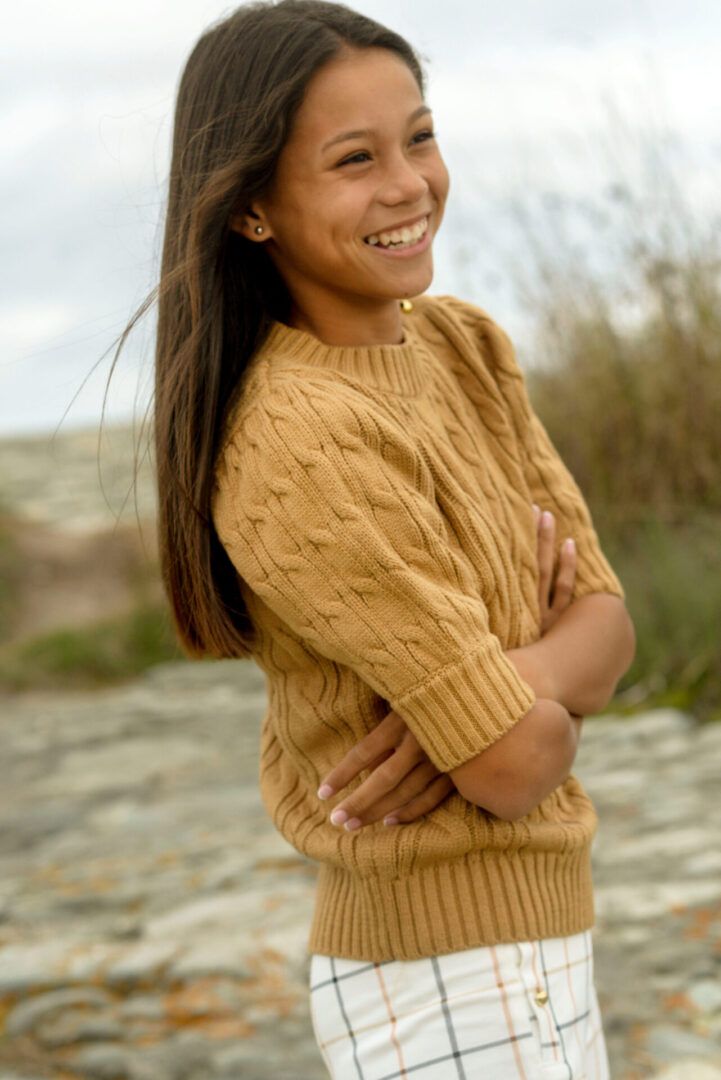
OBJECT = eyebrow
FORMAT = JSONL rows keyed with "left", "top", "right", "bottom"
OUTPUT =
{"left": 321, "top": 105, "right": 432, "bottom": 152}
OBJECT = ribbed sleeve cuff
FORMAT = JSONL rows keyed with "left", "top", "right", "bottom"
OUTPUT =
{"left": 390, "top": 639, "right": 537, "bottom": 773}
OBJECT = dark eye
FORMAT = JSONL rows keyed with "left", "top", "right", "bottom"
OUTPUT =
{"left": 338, "top": 150, "right": 371, "bottom": 167}
{"left": 411, "top": 129, "right": 436, "bottom": 145}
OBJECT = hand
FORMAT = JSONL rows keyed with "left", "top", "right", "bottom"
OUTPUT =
{"left": 503, "top": 506, "right": 579, "bottom": 700}
{"left": 533, "top": 504, "right": 577, "bottom": 634}
{"left": 317, "top": 709, "right": 454, "bottom": 831}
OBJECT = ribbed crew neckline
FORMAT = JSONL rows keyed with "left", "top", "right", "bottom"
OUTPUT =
{"left": 257, "top": 312, "right": 427, "bottom": 397}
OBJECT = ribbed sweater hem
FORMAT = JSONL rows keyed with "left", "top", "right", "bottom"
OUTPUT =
{"left": 306, "top": 846, "right": 595, "bottom": 961}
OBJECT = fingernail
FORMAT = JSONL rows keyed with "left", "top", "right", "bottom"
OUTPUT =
{"left": 564, "top": 538, "right": 575, "bottom": 552}
{"left": 317, "top": 784, "right": 334, "bottom": 800}
{"left": 383, "top": 816, "right": 399, "bottom": 826}
{"left": 344, "top": 818, "right": 362, "bottom": 831}
{"left": 542, "top": 511, "right": 553, "bottom": 526}
{"left": 330, "top": 809, "right": 348, "bottom": 826}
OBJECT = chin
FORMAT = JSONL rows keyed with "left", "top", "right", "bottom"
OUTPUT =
{"left": 400, "top": 267, "right": 434, "bottom": 298}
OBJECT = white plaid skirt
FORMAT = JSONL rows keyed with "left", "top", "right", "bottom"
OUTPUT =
{"left": 309, "top": 929, "right": 610, "bottom": 1080}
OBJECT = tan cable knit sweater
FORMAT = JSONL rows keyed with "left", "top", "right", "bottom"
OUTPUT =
{"left": 211, "top": 294, "right": 624, "bottom": 962}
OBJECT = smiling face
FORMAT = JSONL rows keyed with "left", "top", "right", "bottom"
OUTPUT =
{"left": 233, "top": 47, "right": 450, "bottom": 345}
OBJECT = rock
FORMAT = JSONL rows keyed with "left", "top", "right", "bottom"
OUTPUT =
{"left": 649, "top": 1062, "right": 721, "bottom": 1080}
{"left": 66, "top": 1042, "right": 138, "bottom": 1080}
{"left": 2, "top": 644, "right": 720, "bottom": 1080}
{"left": 594, "top": 880, "right": 721, "bottom": 923}
{"left": 104, "top": 941, "right": 182, "bottom": 986}
{"left": 143, "top": 892, "right": 257, "bottom": 938}
{"left": 119, "top": 993, "right": 166, "bottom": 1020}
{"left": 684, "top": 850, "right": 721, "bottom": 877}
{"left": 36, "top": 1010, "right": 124, "bottom": 1048}
{"left": 591, "top": 826, "right": 716, "bottom": 866}
{"left": 155, "top": 1029, "right": 213, "bottom": 1075}
{"left": 62, "top": 943, "right": 125, "bottom": 982}
{"left": 689, "top": 979, "right": 721, "bottom": 1016}
{"left": 167, "top": 940, "right": 253, "bottom": 982}
{"left": 0, "top": 941, "right": 97, "bottom": 993}
{"left": 4, "top": 986, "right": 114, "bottom": 1036}
{"left": 646, "top": 1024, "right": 721, "bottom": 1061}
{"left": 625, "top": 709, "right": 697, "bottom": 738}
{"left": 0, "top": 1074, "right": 51, "bottom": 1080}
{"left": 42, "top": 736, "right": 222, "bottom": 796}
{"left": 110, "top": 915, "right": 144, "bottom": 941}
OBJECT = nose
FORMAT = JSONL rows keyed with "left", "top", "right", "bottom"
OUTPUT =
{"left": 378, "top": 151, "right": 429, "bottom": 206}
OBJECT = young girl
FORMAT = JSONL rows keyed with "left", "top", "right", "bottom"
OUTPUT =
{"left": 146, "top": 2, "right": 635, "bottom": 1076}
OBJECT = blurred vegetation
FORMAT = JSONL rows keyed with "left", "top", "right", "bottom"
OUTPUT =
{"left": 0, "top": 511, "right": 183, "bottom": 692}
{"left": 0, "top": 509, "right": 20, "bottom": 643}
{"left": 596, "top": 512, "right": 721, "bottom": 720}
{"left": 519, "top": 175, "right": 721, "bottom": 720}
{"left": 525, "top": 237, "right": 721, "bottom": 515}
{"left": 0, "top": 601, "right": 183, "bottom": 692}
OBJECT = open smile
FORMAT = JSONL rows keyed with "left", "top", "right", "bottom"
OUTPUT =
{"left": 363, "top": 215, "right": 429, "bottom": 251}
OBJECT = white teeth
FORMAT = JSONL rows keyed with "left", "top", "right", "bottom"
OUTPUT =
{"left": 365, "top": 217, "right": 428, "bottom": 250}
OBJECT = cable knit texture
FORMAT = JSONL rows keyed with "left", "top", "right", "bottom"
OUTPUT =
{"left": 211, "top": 294, "right": 624, "bottom": 961}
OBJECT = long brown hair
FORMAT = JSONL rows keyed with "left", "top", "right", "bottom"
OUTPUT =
{"left": 113, "top": 1, "right": 425, "bottom": 658}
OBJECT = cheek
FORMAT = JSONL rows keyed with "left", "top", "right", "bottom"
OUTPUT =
{"left": 268, "top": 176, "right": 374, "bottom": 254}
{"left": 325, "top": 184, "right": 375, "bottom": 238}
{"left": 432, "top": 156, "right": 451, "bottom": 206}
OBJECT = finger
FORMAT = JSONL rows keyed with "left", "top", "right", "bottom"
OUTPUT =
{"left": 348, "top": 760, "right": 441, "bottom": 827}
{"left": 328, "top": 743, "right": 431, "bottom": 829}
{"left": 383, "top": 774, "right": 455, "bottom": 825}
{"left": 365, "top": 748, "right": 397, "bottom": 773}
{"left": 537, "top": 510, "right": 556, "bottom": 611}
{"left": 550, "top": 538, "right": 577, "bottom": 613}
{"left": 317, "top": 710, "right": 405, "bottom": 798}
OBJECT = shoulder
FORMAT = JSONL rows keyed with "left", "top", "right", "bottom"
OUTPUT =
{"left": 410, "top": 294, "right": 527, "bottom": 410}
{"left": 412, "top": 294, "right": 518, "bottom": 371}
{"left": 214, "top": 364, "right": 424, "bottom": 509}
{"left": 413, "top": 292, "right": 498, "bottom": 333}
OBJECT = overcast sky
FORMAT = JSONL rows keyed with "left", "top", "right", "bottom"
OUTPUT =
{"left": 1, "top": 0, "right": 719, "bottom": 435}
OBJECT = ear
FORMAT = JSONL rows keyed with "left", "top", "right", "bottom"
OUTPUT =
{"left": 228, "top": 206, "right": 272, "bottom": 242}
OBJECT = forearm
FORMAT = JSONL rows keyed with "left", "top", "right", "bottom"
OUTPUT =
{"left": 507, "top": 593, "right": 635, "bottom": 716}
{"left": 448, "top": 698, "right": 580, "bottom": 821}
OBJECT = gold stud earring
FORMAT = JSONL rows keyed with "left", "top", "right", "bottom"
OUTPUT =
{"left": 400, "top": 299, "right": 413, "bottom": 313}
{"left": 254, "top": 225, "right": 264, "bottom": 235}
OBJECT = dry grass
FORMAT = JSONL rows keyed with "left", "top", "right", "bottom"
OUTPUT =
{"left": 510, "top": 169, "right": 721, "bottom": 719}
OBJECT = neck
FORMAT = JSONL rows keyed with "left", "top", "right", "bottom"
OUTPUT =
{"left": 288, "top": 294, "right": 405, "bottom": 347}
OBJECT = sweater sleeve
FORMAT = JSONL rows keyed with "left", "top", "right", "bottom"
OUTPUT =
{"left": 211, "top": 373, "right": 536, "bottom": 773}
{"left": 455, "top": 303, "right": 625, "bottom": 604}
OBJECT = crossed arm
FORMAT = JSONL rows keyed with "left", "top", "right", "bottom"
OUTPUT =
{"left": 317, "top": 506, "right": 635, "bottom": 827}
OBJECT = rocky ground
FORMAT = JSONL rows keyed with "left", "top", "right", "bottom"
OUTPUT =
{"left": 0, "top": 426, "right": 159, "bottom": 642}
{"left": 1, "top": 663, "right": 720, "bottom": 1080}
{"left": 1, "top": 426, "right": 720, "bottom": 1079}
{"left": 0, "top": 426, "right": 156, "bottom": 533}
